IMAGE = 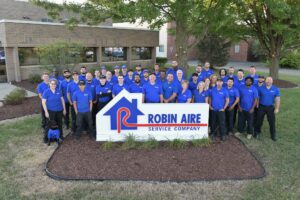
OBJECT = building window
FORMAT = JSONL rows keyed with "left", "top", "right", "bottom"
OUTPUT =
{"left": 159, "top": 45, "right": 164, "bottom": 52}
{"left": 0, "top": 48, "right": 5, "bottom": 76}
{"left": 81, "top": 47, "right": 97, "bottom": 63}
{"left": 41, "top": 18, "right": 54, "bottom": 23}
{"left": 234, "top": 45, "right": 240, "bottom": 53}
{"left": 132, "top": 47, "right": 152, "bottom": 60}
{"left": 102, "top": 47, "right": 126, "bottom": 62}
{"left": 18, "top": 48, "right": 40, "bottom": 66}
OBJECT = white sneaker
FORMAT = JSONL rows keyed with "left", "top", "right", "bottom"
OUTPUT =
{"left": 234, "top": 132, "right": 241, "bottom": 136}
{"left": 247, "top": 134, "right": 252, "bottom": 139}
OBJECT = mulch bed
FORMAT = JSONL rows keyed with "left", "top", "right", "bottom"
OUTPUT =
{"left": 273, "top": 79, "right": 298, "bottom": 88}
{"left": 12, "top": 80, "right": 39, "bottom": 93}
{"left": 0, "top": 96, "right": 40, "bottom": 121}
{"left": 46, "top": 135, "right": 266, "bottom": 182}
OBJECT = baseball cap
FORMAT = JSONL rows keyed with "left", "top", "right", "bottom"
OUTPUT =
{"left": 100, "top": 75, "right": 106, "bottom": 79}
{"left": 72, "top": 71, "right": 78, "bottom": 75}
{"left": 258, "top": 75, "right": 265, "bottom": 78}
{"left": 121, "top": 65, "right": 127, "bottom": 69}
{"left": 217, "top": 77, "right": 223, "bottom": 81}
{"left": 63, "top": 69, "right": 70, "bottom": 73}
{"left": 143, "top": 69, "right": 149, "bottom": 73}
{"left": 79, "top": 80, "right": 86, "bottom": 85}
{"left": 100, "top": 65, "right": 106, "bottom": 70}
{"left": 114, "top": 65, "right": 120, "bottom": 69}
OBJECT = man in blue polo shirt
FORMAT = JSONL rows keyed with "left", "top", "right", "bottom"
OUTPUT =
{"left": 141, "top": 69, "right": 150, "bottom": 85}
{"left": 225, "top": 77, "right": 240, "bottom": 135}
{"left": 129, "top": 74, "right": 143, "bottom": 93}
{"left": 188, "top": 73, "right": 199, "bottom": 93}
{"left": 154, "top": 63, "right": 160, "bottom": 80}
{"left": 59, "top": 69, "right": 72, "bottom": 129}
{"left": 236, "top": 77, "right": 258, "bottom": 139}
{"left": 162, "top": 73, "right": 178, "bottom": 103}
{"left": 255, "top": 77, "right": 280, "bottom": 141}
{"left": 209, "top": 77, "right": 229, "bottom": 141}
{"left": 100, "top": 65, "right": 107, "bottom": 76}
{"left": 50, "top": 68, "right": 64, "bottom": 82}
{"left": 235, "top": 69, "right": 245, "bottom": 89}
{"left": 246, "top": 66, "right": 259, "bottom": 85}
{"left": 125, "top": 69, "right": 135, "bottom": 86}
{"left": 85, "top": 72, "right": 97, "bottom": 127}
{"left": 133, "top": 64, "right": 143, "bottom": 78}
{"left": 112, "top": 65, "right": 120, "bottom": 84}
{"left": 72, "top": 80, "right": 94, "bottom": 140}
{"left": 105, "top": 71, "right": 114, "bottom": 88}
{"left": 166, "top": 61, "right": 185, "bottom": 82}
{"left": 224, "top": 66, "right": 238, "bottom": 84}
{"left": 143, "top": 73, "right": 163, "bottom": 103}
{"left": 37, "top": 72, "right": 49, "bottom": 130}
{"left": 112, "top": 75, "right": 128, "bottom": 97}
{"left": 189, "top": 64, "right": 203, "bottom": 82}
{"left": 79, "top": 66, "right": 87, "bottom": 81}
{"left": 203, "top": 61, "right": 214, "bottom": 78}
{"left": 96, "top": 75, "right": 112, "bottom": 112}
{"left": 67, "top": 71, "right": 80, "bottom": 133}
{"left": 121, "top": 64, "right": 128, "bottom": 78}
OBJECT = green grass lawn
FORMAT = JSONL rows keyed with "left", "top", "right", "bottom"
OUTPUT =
{"left": 0, "top": 72, "right": 299, "bottom": 200}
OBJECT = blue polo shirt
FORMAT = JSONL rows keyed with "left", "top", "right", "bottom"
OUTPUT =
{"left": 85, "top": 81, "right": 97, "bottom": 101}
{"left": 174, "top": 79, "right": 184, "bottom": 95}
{"left": 235, "top": 78, "right": 245, "bottom": 89}
{"left": 96, "top": 83, "right": 112, "bottom": 103}
{"left": 72, "top": 88, "right": 92, "bottom": 113}
{"left": 133, "top": 71, "right": 143, "bottom": 78}
{"left": 37, "top": 82, "right": 49, "bottom": 96}
{"left": 258, "top": 85, "right": 280, "bottom": 106}
{"left": 42, "top": 89, "right": 63, "bottom": 111}
{"left": 203, "top": 69, "right": 214, "bottom": 78}
{"left": 141, "top": 78, "right": 149, "bottom": 85}
{"left": 125, "top": 76, "right": 135, "bottom": 86}
{"left": 112, "top": 84, "right": 128, "bottom": 96}
{"left": 224, "top": 75, "right": 238, "bottom": 84}
{"left": 209, "top": 87, "right": 229, "bottom": 111}
{"left": 67, "top": 80, "right": 79, "bottom": 103}
{"left": 227, "top": 86, "right": 240, "bottom": 107}
{"left": 92, "top": 78, "right": 100, "bottom": 86}
{"left": 129, "top": 83, "right": 143, "bottom": 93}
{"left": 60, "top": 79, "right": 72, "bottom": 103}
{"left": 162, "top": 81, "right": 178, "bottom": 101}
{"left": 178, "top": 89, "right": 192, "bottom": 103}
{"left": 239, "top": 85, "right": 258, "bottom": 111}
{"left": 143, "top": 82, "right": 162, "bottom": 103}
{"left": 154, "top": 71, "right": 160, "bottom": 79}
{"left": 78, "top": 74, "right": 86, "bottom": 81}
{"left": 50, "top": 75, "right": 64, "bottom": 82}
{"left": 188, "top": 81, "right": 198, "bottom": 93}
{"left": 111, "top": 76, "right": 118, "bottom": 85}
{"left": 193, "top": 90, "right": 208, "bottom": 103}
{"left": 246, "top": 74, "right": 259, "bottom": 85}
{"left": 166, "top": 67, "right": 185, "bottom": 81}
{"left": 106, "top": 80, "right": 114, "bottom": 88}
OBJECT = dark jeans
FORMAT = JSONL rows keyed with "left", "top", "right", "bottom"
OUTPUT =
{"left": 210, "top": 110, "right": 226, "bottom": 138}
{"left": 63, "top": 102, "right": 70, "bottom": 129}
{"left": 225, "top": 108, "right": 235, "bottom": 133}
{"left": 44, "top": 110, "right": 63, "bottom": 141}
{"left": 92, "top": 103, "right": 98, "bottom": 128}
{"left": 76, "top": 112, "right": 95, "bottom": 138}
{"left": 255, "top": 105, "right": 276, "bottom": 139}
{"left": 70, "top": 105, "right": 77, "bottom": 132}
{"left": 41, "top": 104, "right": 46, "bottom": 130}
{"left": 97, "top": 101, "right": 109, "bottom": 112}
{"left": 238, "top": 110, "right": 254, "bottom": 135}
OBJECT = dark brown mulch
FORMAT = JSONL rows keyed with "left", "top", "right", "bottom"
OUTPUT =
{"left": 12, "top": 80, "right": 39, "bottom": 93}
{"left": 46, "top": 135, "right": 265, "bottom": 182}
{"left": 273, "top": 79, "right": 298, "bottom": 88}
{"left": 0, "top": 96, "right": 40, "bottom": 121}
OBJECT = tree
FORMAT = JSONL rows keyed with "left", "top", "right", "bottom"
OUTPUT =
{"left": 197, "top": 33, "right": 231, "bottom": 67}
{"left": 30, "top": 0, "right": 226, "bottom": 77}
{"left": 223, "top": 0, "right": 300, "bottom": 79}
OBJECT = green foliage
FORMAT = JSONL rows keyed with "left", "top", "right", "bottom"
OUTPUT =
{"left": 101, "top": 141, "right": 116, "bottom": 151}
{"left": 28, "top": 74, "right": 42, "bottom": 84}
{"left": 280, "top": 51, "right": 300, "bottom": 69}
{"left": 168, "top": 139, "right": 188, "bottom": 149}
{"left": 140, "top": 137, "right": 159, "bottom": 150}
{"left": 4, "top": 88, "right": 27, "bottom": 105}
{"left": 156, "top": 57, "right": 168, "bottom": 67}
{"left": 248, "top": 40, "right": 267, "bottom": 62}
{"left": 191, "top": 138, "right": 211, "bottom": 147}
{"left": 122, "top": 134, "right": 140, "bottom": 150}
{"left": 197, "top": 33, "right": 231, "bottom": 67}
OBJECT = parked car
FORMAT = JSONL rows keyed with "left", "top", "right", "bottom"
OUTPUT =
{"left": 0, "top": 51, "right": 5, "bottom": 63}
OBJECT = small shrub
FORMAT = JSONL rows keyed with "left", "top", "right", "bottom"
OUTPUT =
{"left": 141, "top": 137, "right": 159, "bottom": 149}
{"left": 122, "top": 134, "right": 140, "bottom": 150}
{"left": 28, "top": 74, "right": 42, "bottom": 84}
{"left": 156, "top": 57, "right": 168, "bottom": 67}
{"left": 168, "top": 139, "right": 188, "bottom": 149}
{"left": 280, "top": 52, "right": 300, "bottom": 69}
{"left": 101, "top": 141, "right": 116, "bottom": 150}
{"left": 191, "top": 138, "right": 211, "bottom": 147}
{"left": 4, "top": 88, "right": 27, "bottom": 105}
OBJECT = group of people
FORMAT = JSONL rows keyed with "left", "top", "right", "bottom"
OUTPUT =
{"left": 37, "top": 60, "right": 280, "bottom": 143}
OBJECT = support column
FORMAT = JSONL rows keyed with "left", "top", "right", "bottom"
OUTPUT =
{"left": 151, "top": 46, "right": 156, "bottom": 67}
{"left": 5, "top": 47, "right": 21, "bottom": 82}
{"left": 127, "top": 47, "right": 132, "bottom": 68}
{"left": 96, "top": 46, "right": 102, "bottom": 66}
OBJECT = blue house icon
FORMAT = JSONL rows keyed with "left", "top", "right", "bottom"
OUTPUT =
{"left": 104, "top": 97, "right": 144, "bottom": 130}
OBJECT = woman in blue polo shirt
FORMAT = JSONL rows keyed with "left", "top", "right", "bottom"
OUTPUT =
{"left": 42, "top": 79, "right": 66, "bottom": 143}
{"left": 193, "top": 81, "right": 208, "bottom": 103}
{"left": 177, "top": 80, "right": 192, "bottom": 103}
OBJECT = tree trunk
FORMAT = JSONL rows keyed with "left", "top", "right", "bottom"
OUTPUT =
{"left": 268, "top": 54, "right": 280, "bottom": 80}
{"left": 175, "top": 21, "right": 189, "bottom": 78}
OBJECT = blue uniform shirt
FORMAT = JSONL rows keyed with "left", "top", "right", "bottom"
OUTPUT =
{"left": 154, "top": 71, "right": 160, "bottom": 80}
{"left": 188, "top": 80, "right": 198, "bottom": 93}
{"left": 133, "top": 71, "right": 143, "bottom": 78}
{"left": 166, "top": 67, "right": 185, "bottom": 81}
{"left": 162, "top": 81, "right": 178, "bottom": 101}
{"left": 174, "top": 79, "right": 184, "bottom": 95}
{"left": 112, "top": 84, "right": 128, "bottom": 96}
{"left": 177, "top": 89, "right": 192, "bottom": 103}
{"left": 125, "top": 76, "right": 135, "bottom": 86}
{"left": 235, "top": 78, "right": 245, "bottom": 89}
{"left": 67, "top": 80, "right": 79, "bottom": 103}
{"left": 42, "top": 88, "right": 63, "bottom": 111}
{"left": 239, "top": 85, "right": 258, "bottom": 111}
{"left": 203, "top": 69, "right": 214, "bottom": 78}
{"left": 48, "top": 129, "right": 60, "bottom": 139}
{"left": 78, "top": 74, "right": 86, "bottom": 81}
{"left": 227, "top": 86, "right": 240, "bottom": 107}
{"left": 258, "top": 85, "right": 280, "bottom": 106}
{"left": 129, "top": 83, "right": 143, "bottom": 93}
{"left": 111, "top": 76, "right": 118, "bottom": 85}
{"left": 95, "top": 83, "right": 112, "bottom": 103}
{"left": 246, "top": 74, "right": 259, "bottom": 85}
{"left": 209, "top": 87, "right": 229, "bottom": 110}
{"left": 85, "top": 81, "right": 97, "bottom": 101}
{"left": 92, "top": 78, "right": 100, "bottom": 86}
{"left": 72, "top": 88, "right": 92, "bottom": 113}
{"left": 106, "top": 79, "right": 114, "bottom": 88}
{"left": 193, "top": 90, "right": 208, "bottom": 103}
{"left": 143, "top": 82, "right": 162, "bottom": 103}
{"left": 60, "top": 79, "right": 72, "bottom": 103}
{"left": 37, "top": 82, "right": 49, "bottom": 96}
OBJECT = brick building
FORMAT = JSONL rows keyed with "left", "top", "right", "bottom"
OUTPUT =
{"left": 0, "top": 0, "right": 158, "bottom": 82}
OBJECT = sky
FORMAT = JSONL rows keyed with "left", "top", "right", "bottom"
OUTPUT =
{"left": 19, "top": 0, "right": 86, "bottom": 4}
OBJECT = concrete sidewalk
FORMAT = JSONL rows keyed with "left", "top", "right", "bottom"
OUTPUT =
{"left": 0, "top": 83, "right": 37, "bottom": 101}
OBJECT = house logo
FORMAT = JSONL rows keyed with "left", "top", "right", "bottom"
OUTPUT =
{"left": 96, "top": 89, "right": 209, "bottom": 141}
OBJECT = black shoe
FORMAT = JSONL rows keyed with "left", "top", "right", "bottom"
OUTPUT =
{"left": 271, "top": 137, "right": 277, "bottom": 141}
